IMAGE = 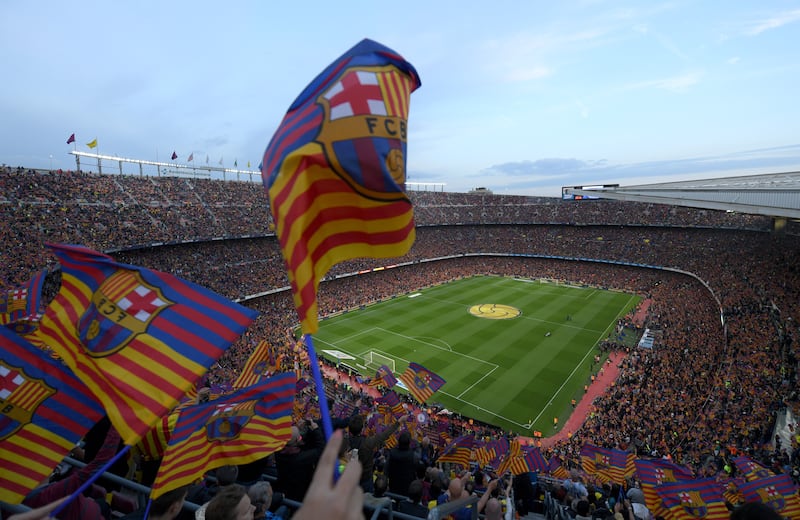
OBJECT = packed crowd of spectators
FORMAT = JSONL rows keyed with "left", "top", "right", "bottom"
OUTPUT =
{"left": 3, "top": 167, "right": 800, "bottom": 517}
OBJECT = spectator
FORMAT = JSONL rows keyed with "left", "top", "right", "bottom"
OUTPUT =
{"left": 384, "top": 431, "right": 418, "bottom": 496}
{"left": 347, "top": 414, "right": 402, "bottom": 492}
{"left": 395, "top": 479, "right": 429, "bottom": 518}
{"left": 274, "top": 420, "right": 324, "bottom": 502}
{"left": 120, "top": 485, "right": 188, "bottom": 520}
{"left": 203, "top": 484, "right": 254, "bottom": 520}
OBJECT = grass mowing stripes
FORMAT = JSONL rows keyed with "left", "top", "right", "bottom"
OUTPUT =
{"left": 315, "top": 275, "right": 639, "bottom": 435}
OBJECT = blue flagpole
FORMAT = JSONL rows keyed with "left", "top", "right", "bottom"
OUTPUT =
{"left": 303, "top": 333, "right": 340, "bottom": 479}
{"left": 50, "top": 444, "right": 132, "bottom": 518}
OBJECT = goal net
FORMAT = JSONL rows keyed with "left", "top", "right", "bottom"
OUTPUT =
{"left": 364, "top": 351, "right": 396, "bottom": 373}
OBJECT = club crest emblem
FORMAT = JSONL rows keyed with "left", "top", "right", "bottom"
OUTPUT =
{"left": 757, "top": 486, "right": 785, "bottom": 512}
{"left": 78, "top": 270, "right": 173, "bottom": 357}
{"left": 678, "top": 491, "right": 708, "bottom": 518}
{"left": 0, "top": 362, "right": 55, "bottom": 441}
{"left": 206, "top": 401, "right": 256, "bottom": 442}
{"left": 316, "top": 66, "right": 413, "bottom": 201}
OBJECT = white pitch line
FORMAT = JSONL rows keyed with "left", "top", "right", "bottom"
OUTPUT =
{"left": 529, "top": 293, "right": 636, "bottom": 426}
{"left": 438, "top": 389, "right": 527, "bottom": 428}
{"left": 457, "top": 366, "right": 498, "bottom": 399}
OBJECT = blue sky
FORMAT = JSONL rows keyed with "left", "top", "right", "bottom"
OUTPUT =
{"left": 2, "top": 1, "right": 799, "bottom": 197}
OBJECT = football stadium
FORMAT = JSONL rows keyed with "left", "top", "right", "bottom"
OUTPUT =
{"left": 2, "top": 160, "right": 800, "bottom": 519}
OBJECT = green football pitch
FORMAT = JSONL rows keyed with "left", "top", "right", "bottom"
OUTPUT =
{"left": 314, "top": 275, "right": 640, "bottom": 435}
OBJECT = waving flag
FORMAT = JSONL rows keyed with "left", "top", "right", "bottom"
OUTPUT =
{"left": 86, "top": 138, "right": 98, "bottom": 149}
{"left": 30, "top": 243, "right": 258, "bottom": 445}
{"left": 737, "top": 473, "right": 800, "bottom": 518}
{"left": 0, "top": 327, "right": 104, "bottom": 503}
{"left": 732, "top": 455, "right": 774, "bottom": 481}
{"left": 1, "top": 271, "right": 45, "bottom": 327}
{"left": 580, "top": 444, "right": 634, "bottom": 484}
{"left": 398, "top": 362, "right": 445, "bottom": 404}
{"left": 635, "top": 457, "right": 695, "bottom": 514}
{"left": 261, "top": 38, "right": 420, "bottom": 334}
{"left": 369, "top": 364, "right": 398, "bottom": 388}
{"left": 151, "top": 372, "right": 295, "bottom": 499}
{"left": 437, "top": 435, "right": 474, "bottom": 469}
{"left": 66, "top": 133, "right": 75, "bottom": 144}
{"left": 376, "top": 390, "right": 405, "bottom": 418}
{"left": 233, "top": 340, "right": 274, "bottom": 389}
{"left": 655, "top": 478, "right": 729, "bottom": 519}
{"left": 171, "top": 151, "right": 178, "bottom": 160}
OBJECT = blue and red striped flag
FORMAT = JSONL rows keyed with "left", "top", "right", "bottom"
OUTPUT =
{"left": 1, "top": 270, "right": 46, "bottom": 327}
{"left": 261, "top": 39, "right": 420, "bottom": 335}
{"left": 0, "top": 327, "right": 104, "bottom": 503}
{"left": 635, "top": 457, "right": 696, "bottom": 515}
{"left": 151, "top": 372, "right": 295, "bottom": 499}
{"left": 732, "top": 455, "right": 774, "bottom": 481}
{"left": 376, "top": 390, "right": 405, "bottom": 418}
{"left": 398, "top": 362, "right": 445, "bottom": 404}
{"left": 437, "top": 434, "right": 474, "bottom": 469}
{"left": 30, "top": 243, "right": 258, "bottom": 445}
{"left": 369, "top": 364, "right": 398, "bottom": 388}
{"left": 737, "top": 473, "right": 800, "bottom": 518}
{"left": 655, "top": 477, "right": 729, "bottom": 519}
{"left": 580, "top": 444, "right": 634, "bottom": 484}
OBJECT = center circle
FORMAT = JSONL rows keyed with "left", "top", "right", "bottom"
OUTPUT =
{"left": 468, "top": 304, "right": 521, "bottom": 320}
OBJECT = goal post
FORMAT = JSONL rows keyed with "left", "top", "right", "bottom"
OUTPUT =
{"left": 364, "top": 351, "right": 396, "bottom": 373}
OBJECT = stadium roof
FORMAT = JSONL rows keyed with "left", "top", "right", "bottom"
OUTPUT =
{"left": 563, "top": 171, "right": 800, "bottom": 220}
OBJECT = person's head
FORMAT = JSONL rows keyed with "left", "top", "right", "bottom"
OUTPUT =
{"left": 407, "top": 480, "right": 424, "bottom": 504}
{"left": 348, "top": 415, "right": 365, "bottom": 436}
{"left": 447, "top": 477, "right": 464, "bottom": 500}
{"left": 373, "top": 474, "right": 388, "bottom": 497}
{"left": 576, "top": 500, "right": 590, "bottom": 517}
{"left": 216, "top": 465, "right": 239, "bottom": 487}
{"left": 247, "top": 481, "right": 273, "bottom": 517}
{"left": 205, "top": 484, "right": 254, "bottom": 520}
{"left": 398, "top": 431, "right": 411, "bottom": 450}
{"left": 484, "top": 498, "right": 503, "bottom": 520}
{"left": 730, "top": 502, "right": 783, "bottom": 520}
{"left": 150, "top": 485, "right": 189, "bottom": 519}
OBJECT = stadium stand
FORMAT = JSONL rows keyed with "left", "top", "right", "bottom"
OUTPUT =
{"left": 2, "top": 166, "right": 799, "bottom": 518}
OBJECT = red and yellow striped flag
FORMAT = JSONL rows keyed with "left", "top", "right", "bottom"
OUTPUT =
{"left": 233, "top": 340, "right": 273, "bottom": 389}
{"left": 261, "top": 39, "right": 420, "bottom": 334}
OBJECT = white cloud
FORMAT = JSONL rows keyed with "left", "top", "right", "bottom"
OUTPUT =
{"left": 745, "top": 8, "right": 800, "bottom": 36}
{"left": 727, "top": 56, "right": 740, "bottom": 65}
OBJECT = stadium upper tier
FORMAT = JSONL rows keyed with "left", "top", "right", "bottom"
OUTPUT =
{"left": 2, "top": 166, "right": 794, "bottom": 290}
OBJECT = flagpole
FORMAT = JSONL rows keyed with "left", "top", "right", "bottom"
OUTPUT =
{"left": 302, "top": 334, "right": 339, "bottom": 480}
{"left": 50, "top": 445, "right": 132, "bottom": 518}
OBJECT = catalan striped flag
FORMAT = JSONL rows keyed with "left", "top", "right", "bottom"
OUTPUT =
{"left": 506, "top": 446, "right": 549, "bottom": 475}
{"left": 261, "top": 39, "right": 420, "bottom": 335}
{"left": 233, "top": 340, "right": 273, "bottom": 389}
{"left": 398, "top": 362, "right": 445, "bottom": 404}
{"left": 655, "top": 477, "right": 729, "bottom": 519}
{"left": 635, "top": 457, "right": 696, "bottom": 515}
{"left": 732, "top": 455, "right": 774, "bottom": 481}
{"left": 369, "top": 364, "right": 398, "bottom": 388}
{"left": 580, "top": 444, "right": 634, "bottom": 484}
{"left": 737, "top": 473, "right": 800, "bottom": 518}
{"left": 495, "top": 438, "right": 522, "bottom": 476}
{"left": 376, "top": 390, "right": 405, "bottom": 419}
{"left": 30, "top": 243, "right": 258, "bottom": 446}
{"left": 437, "top": 435, "right": 474, "bottom": 469}
{"left": 135, "top": 412, "right": 178, "bottom": 462}
{"left": 151, "top": 372, "right": 295, "bottom": 499}
{"left": 0, "top": 327, "right": 104, "bottom": 504}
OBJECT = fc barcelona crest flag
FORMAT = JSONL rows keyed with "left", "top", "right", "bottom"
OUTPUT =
{"left": 30, "top": 243, "right": 258, "bottom": 445}
{"left": 151, "top": 372, "right": 295, "bottom": 499}
{"left": 0, "top": 327, "right": 104, "bottom": 503}
{"left": 262, "top": 39, "right": 420, "bottom": 334}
